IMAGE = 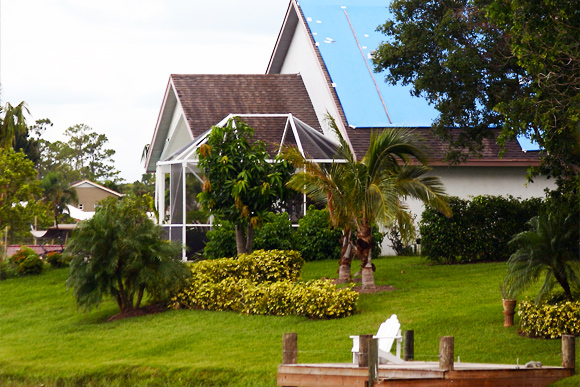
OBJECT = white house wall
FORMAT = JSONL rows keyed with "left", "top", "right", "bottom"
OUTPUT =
{"left": 380, "top": 166, "right": 556, "bottom": 255}
{"left": 279, "top": 17, "right": 342, "bottom": 141}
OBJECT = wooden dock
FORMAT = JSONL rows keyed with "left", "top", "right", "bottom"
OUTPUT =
{"left": 277, "top": 333, "right": 576, "bottom": 386}
{"left": 278, "top": 361, "right": 573, "bottom": 386}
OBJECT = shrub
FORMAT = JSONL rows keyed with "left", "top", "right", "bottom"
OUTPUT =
{"left": 0, "top": 260, "right": 16, "bottom": 280}
{"left": 254, "top": 212, "right": 294, "bottom": 251}
{"left": 8, "top": 246, "right": 43, "bottom": 276}
{"left": 518, "top": 301, "right": 580, "bottom": 338}
{"left": 420, "top": 195, "right": 543, "bottom": 264}
{"left": 191, "top": 250, "right": 304, "bottom": 284}
{"left": 294, "top": 206, "right": 341, "bottom": 262}
{"left": 171, "top": 249, "right": 358, "bottom": 318}
{"left": 17, "top": 255, "right": 43, "bottom": 275}
{"left": 203, "top": 221, "right": 237, "bottom": 259}
{"left": 171, "top": 277, "right": 358, "bottom": 319}
{"left": 45, "top": 251, "right": 70, "bottom": 268}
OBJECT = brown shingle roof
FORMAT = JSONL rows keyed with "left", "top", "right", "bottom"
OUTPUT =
{"left": 347, "top": 127, "right": 541, "bottom": 166}
{"left": 171, "top": 74, "right": 321, "bottom": 139}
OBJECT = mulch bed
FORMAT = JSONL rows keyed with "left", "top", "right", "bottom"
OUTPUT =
{"left": 106, "top": 303, "right": 169, "bottom": 322}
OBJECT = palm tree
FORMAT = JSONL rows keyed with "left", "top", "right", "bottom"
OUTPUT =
{"left": 0, "top": 101, "right": 29, "bottom": 150}
{"left": 286, "top": 116, "right": 450, "bottom": 288}
{"left": 40, "top": 172, "right": 78, "bottom": 227}
{"left": 505, "top": 209, "right": 580, "bottom": 301}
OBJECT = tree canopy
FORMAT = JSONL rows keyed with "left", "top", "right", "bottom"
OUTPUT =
{"left": 197, "top": 117, "right": 292, "bottom": 254}
{"left": 373, "top": 0, "right": 579, "bottom": 186}
{"left": 65, "top": 196, "right": 189, "bottom": 313}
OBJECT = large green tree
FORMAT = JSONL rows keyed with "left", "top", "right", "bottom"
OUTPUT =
{"left": 0, "top": 149, "right": 51, "bottom": 245}
{"left": 373, "top": 0, "right": 579, "bottom": 185}
{"left": 65, "top": 196, "right": 190, "bottom": 313}
{"left": 197, "top": 117, "right": 292, "bottom": 255}
{"left": 286, "top": 117, "right": 450, "bottom": 287}
{"left": 0, "top": 101, "right": 29, "bottom": 150}
{"left": 38, "top": 124, "right": 120, "bottom": 183}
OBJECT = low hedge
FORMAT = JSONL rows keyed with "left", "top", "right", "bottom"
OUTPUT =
{"left": 518, "top": 301, "right": 580, "bottom": 338}
{"left": 170, "top": 278, "right": 358, "bottom": 319}
{"left": 191, "top": 249, "right": 304, "bottom": 283}
{"left": 171, "top": 249, "right": 358, "bottom": 318}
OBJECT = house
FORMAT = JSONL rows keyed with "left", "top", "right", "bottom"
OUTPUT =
{"left": 144, "top": 0, "right": 554, "bottom": 257}
{"left": 69, "top": 180, "right": 123, "bottom": 215}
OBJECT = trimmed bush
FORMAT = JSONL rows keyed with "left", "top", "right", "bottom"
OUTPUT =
{"left": 203, "top": 221, "right": 237, "bottom": 259}
{"left": 294, "top": 206, "right": 342, "bottom": 262}
{"left": 518, "top": 301, "right": 580, "bottom": 338}
{"left": 45, "top": 251, "right": 71, "bottom": 268}
{"left": 171, "top": 249, "right": 358, "bottom": 318}
{"left": 420, "top": 195, "right": 543, "bottom": 264}
{"left": 254, "top": 213, "right": 294, "bottom": 251}
{"left": 171, "top": 278, "right": 358, "bottom": 319}
{"left": 7, "top": 246, "right": 43, "bottom": 276}
{"left": 191, "top": 250, "right": 304, "bottom": 284}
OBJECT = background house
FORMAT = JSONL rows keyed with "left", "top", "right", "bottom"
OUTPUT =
{"left": 69, "top": 180, "right": 124, "bottom": 214}
{"left": 145, "top": 0, "right": 554, "bottom": 257}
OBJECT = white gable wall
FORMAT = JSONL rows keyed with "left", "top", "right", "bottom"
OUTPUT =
{"left": 279, "top": 15, "right": 343, "bottom": 142}
{"left": 159, "top": 103, "right": 194, "bottom": 161}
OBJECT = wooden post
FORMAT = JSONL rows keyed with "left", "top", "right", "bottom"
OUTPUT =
{"left": 439, "top": 336, "right": 454, "bottom": 371}
{"left": 368, "top": 338, "right": 378, "bottom": 386}
{"left": 283, "top": 333, "right": 297, "bottom": 364}
{"left": 404, "top": 330, "right": 414, "bottom": 361}
{"left": 562, "top": 334, "right": 575, "bottom": 372}
{"left": 358, "top": 334, "right": 373, "bottom": 368}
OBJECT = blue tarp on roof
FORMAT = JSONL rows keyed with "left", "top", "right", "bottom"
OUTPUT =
{"left": 298, "top": 0, "right": 538, "bottom": 151}
{"left": 298, "top": 0, "right": 438, "bottom": 128}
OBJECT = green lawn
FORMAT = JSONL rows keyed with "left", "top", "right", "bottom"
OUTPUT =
{"left": 1, "top": 256, "right": 578, "bottom": 386}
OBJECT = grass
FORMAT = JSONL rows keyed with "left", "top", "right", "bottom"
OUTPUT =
{"left": 1, "top": 256, "right": 578, "bottom": 386}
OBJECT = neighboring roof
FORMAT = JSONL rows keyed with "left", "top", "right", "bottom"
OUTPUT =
{"left": 70, "top": 180, "right": 123, "bottom": 197}
{"left": 146, "top": 74, "right": 322, "bottom": 171}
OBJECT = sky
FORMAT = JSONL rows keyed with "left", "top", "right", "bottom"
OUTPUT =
{"left": 1, "top": 0, "right": 289, "bottom": 182}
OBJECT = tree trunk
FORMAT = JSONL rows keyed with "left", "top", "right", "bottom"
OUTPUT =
{"left": 357, "top": 223, "right": 375, "bottom": 289}
{"left": 235, "top": 224, "right": 248, "bottom": 255}
{"left": 135, "top": 285, "right": 145, "bottom": 309}
{"left": 245, "top": 223, "right": 254, "bottom": 253}
{"left": 337, "top": 229, "right": 353, "bottom": 283}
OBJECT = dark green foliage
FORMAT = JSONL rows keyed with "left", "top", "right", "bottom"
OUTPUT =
{"left": 420, "top": 195, "right": 543, "bottom": 264}
{"left": 373, "top": 0, "right": 579, "bottom": 185}
{"left": 45, "top": 251, "right": 71, "bottom": 268}
{"left": 197, "top": 117, "right": 293, "bottom": 254}
{"left": 253, "top": 212, "right": 294, "bottom": 251}
{"left": 506, "top": 198, "right": 580, "bottom": 301}
{"left": 65, "top": 196, "right": 190, "bottom": 313}
{"left": 5, "top": 247, "right": 43, "bottom": 276}
{"left": 293, "top": 206, "right": 342, "bottom": 262}
{"left": 203, "top": 221, "right": 237, "bottom": 260}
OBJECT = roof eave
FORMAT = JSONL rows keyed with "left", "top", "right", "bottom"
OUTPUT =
{"left": 266, "top": 1, "right": 299, "bottom": 74}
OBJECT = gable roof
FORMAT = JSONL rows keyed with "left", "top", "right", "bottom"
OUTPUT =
{"left": 70, "top": 180, "right": 124, "bottom": 197}
{"left": 145, "top": 73, "right": 321, "bottom": 172}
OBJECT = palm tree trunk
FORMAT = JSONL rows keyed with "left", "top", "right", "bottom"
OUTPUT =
{"left": 357, "top": 223, "right": 374, "bottom": 289}
{"left": 338, "top": 229, "right": 353, "bottom": 283}
{"left": 245, "top": 223, "right": 254, "bottom": 253}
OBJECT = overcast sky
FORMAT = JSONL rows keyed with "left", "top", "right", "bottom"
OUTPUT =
{"left": 1, "top": 0, "right": 289, "bottom": 182}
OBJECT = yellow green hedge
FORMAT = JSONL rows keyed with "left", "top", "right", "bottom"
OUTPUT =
{"left": 170, "top": 250, "right": 358, "bottom": 319}
{"left": 518, "top": 301, "right": 580, "bottom": 338}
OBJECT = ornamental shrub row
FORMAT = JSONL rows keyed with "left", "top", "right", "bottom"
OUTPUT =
{"left": 420, "top": 195, "right": 542, "bottom": 264}
{"left": 191, "top": 249, "right": 304, "bottom": 283}
{"left": 170, "top": 277, "right": 358, "bottom": 319}
{"left": 171, "top": 249, "right": 359, "bottom": 318}
{"left": 518, "top": 301, "right": 580, "bottom": 338}
{"left": 1, "top": 246, "right": 44, "bottom": 279}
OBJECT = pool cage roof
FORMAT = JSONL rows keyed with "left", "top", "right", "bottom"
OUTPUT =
{"left": 154, "top": 113, "right": 344, "bottom": 260}
{"left": 159, "top": 113, "right": 342, "bottom": 168}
